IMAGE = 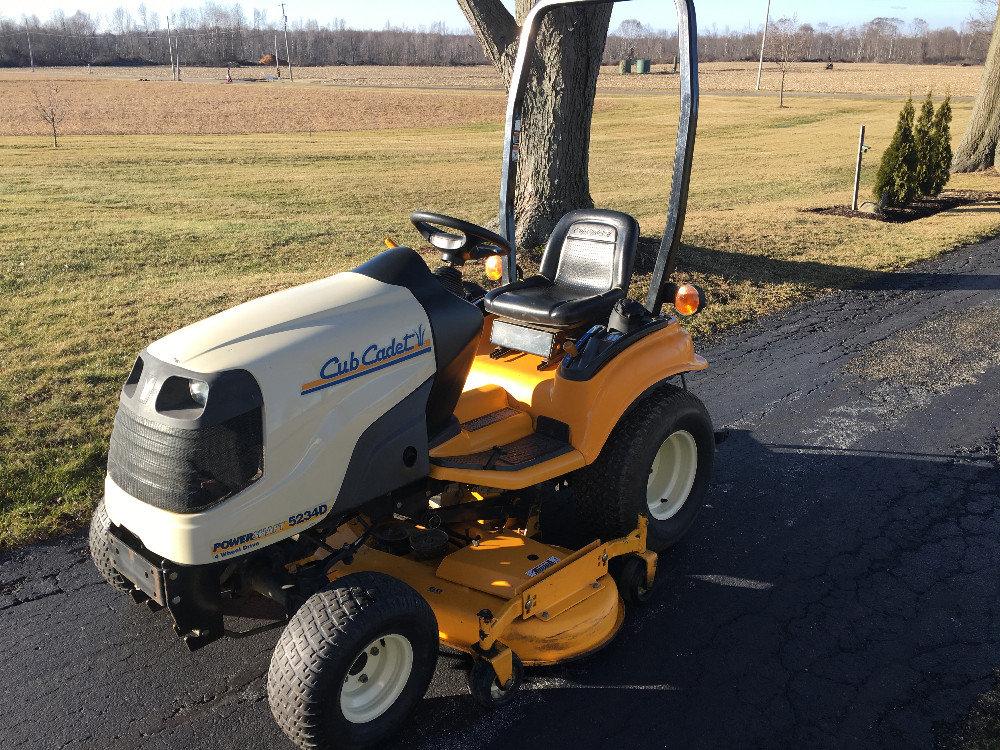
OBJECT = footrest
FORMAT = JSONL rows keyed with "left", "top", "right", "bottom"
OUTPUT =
{"left": 431, "top": 432, "right": 573, "bottom": 472}
{"left": 462, "top": 407, "right": 522, "bottom": 432}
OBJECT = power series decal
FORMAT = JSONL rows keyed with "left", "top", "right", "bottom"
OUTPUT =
{"left": 211, "top": 503, "right": 329, "bottom": 560}
{"left": 300, "top": 324, "right": 432, "bottom": 396}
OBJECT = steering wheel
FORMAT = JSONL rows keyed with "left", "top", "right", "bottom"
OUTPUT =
{"left": 411, "top": 211, "right": 512, "bottom": 266}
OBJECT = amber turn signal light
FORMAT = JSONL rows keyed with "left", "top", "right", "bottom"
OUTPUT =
{"left": 485, "top": 255, "right": 504, "bottom": 282}
{"left": 674, "top": 284, "right": 705, "bottom": 316}
{"left": 384, "top": 237, "right": 399, "bottom": 249}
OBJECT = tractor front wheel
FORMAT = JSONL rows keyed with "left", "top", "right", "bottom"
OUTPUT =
{"left": 88, "top": 499, "right": 131, "bottom": 592}
{"left": 573, "top": 385, "right": 714, "bottom": 553}
{"left": 267, "top": 572, "right": 438, "bottom": 750}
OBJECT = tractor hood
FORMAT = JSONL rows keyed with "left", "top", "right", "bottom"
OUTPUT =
{"left": 148, "top": 271, "right": 398, "bottom": 375}
{"left": 144, "top": 268, "right": 438, "bottom": 434}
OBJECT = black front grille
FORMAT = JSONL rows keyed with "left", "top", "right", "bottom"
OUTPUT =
{"left": 108, "top": 405, "right": 263, "bottom": 514}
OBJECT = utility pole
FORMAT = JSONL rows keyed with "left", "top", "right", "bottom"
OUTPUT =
{"left": 166, "top": 16, "right": 175, "bottom": 81}
{"left": 755, "top": 0, "right": 772, "bottom": 92}
{"left": 852, "top": 124, "right": 866, "bottom": 212}
{"left": 280, "top": 2, "right": 293, "bottom": 81}
{"left": 26, "top": 30, "right": 35, "bottom": 72}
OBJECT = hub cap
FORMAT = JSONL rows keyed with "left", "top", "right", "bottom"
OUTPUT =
{"left": 646, "top": 430, "right": 698, "bottom": 521}
{"left": 340, "top": 634, "right": 413, "bottom": 724}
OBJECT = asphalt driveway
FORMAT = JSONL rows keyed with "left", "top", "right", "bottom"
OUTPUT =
{"left": 3, "top": 236, "right": 999, "bottom": 750}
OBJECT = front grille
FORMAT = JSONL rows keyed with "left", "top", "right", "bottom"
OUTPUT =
{"left": 108, "top": 405, "right": 263, "bottom": 514}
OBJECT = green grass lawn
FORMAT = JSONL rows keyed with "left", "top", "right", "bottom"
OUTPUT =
{"left": 2, "top": 92, "right": 999, "bottom": 549}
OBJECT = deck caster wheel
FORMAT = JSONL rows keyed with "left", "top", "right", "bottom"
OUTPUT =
{"left": 268, "top": 572, "right": 438, "bottom": 750}
{"left": 469, "top": 653, "right": 524, "bottom": 709}
{"left": 612, "top": 554, "right": 653, "bottom": 605}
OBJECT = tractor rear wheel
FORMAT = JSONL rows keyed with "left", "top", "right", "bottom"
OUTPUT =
{"left": 268, "top": 572, "right": 438, "bottom": 750}
{"left": 572, "top": 385, "right": 714, "bottom": 553}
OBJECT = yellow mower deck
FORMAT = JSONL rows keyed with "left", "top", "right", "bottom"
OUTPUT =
{"left": 320, "top": 519, "right": 656, "bottom": 672}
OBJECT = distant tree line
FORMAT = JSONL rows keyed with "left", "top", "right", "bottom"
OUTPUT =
{"left": 0, "top": 5, "right": 994, "bottom": 68}
{"left": 616, "top": 15, "right": 996, "bottom": 67}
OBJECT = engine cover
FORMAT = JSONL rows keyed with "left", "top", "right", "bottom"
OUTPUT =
{"left": 105, "top": 268, "right": 439, "bottom": 565}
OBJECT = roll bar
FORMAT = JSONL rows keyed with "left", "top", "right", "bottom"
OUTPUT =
{"left": 498, "top": 0, "right": 699, "bottom": 316}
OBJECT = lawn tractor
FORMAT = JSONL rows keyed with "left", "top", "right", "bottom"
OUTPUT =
{"left": 89, "top": 1, "right": 712, "bottom": 747}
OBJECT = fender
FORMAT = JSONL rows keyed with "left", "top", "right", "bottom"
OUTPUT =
{"left": 461, "top": 317, "right": 707, "bottom": 466}
{"left": 547, "top": 322, "right": 707, "bottom": 463}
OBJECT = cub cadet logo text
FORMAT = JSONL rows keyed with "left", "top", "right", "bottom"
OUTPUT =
{"left": 211, "top": 504, "right": 328, "bottom": 559}
{"left": 568, "top": 223, "right": 617, "bottom": 242}
{"left": 300, "top": 325, "right": 432, "bottom": 396}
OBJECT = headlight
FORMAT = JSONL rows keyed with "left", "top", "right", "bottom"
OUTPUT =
{"left": 189, "top": 379, "right": 210, "bottom": 406}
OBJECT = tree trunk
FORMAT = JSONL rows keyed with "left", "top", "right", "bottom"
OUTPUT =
{"left": 458, "top": 0, "right": 613, "bottom": 247}
{"left": 954, "top": 5, "right": 1000, "bottom": 172}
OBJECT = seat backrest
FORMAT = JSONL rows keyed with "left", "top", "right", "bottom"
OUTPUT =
{"left": 539, "top": 209, "right": 639, "bottom": 295}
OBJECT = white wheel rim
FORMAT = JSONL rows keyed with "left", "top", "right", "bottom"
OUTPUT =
{"left": 340, "top": 634, "right": 414, "bottom": 724}
{"left": 646, "top": 430, "right": 698, "bottom": 521}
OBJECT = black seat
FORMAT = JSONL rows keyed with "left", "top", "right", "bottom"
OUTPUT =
{"left": 484, "top": 209, "right": 639, "bottom": 329}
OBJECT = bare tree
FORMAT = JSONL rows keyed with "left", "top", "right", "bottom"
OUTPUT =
{"left": 954, "top": 0, "right": 1000, "bottom": 172}
{"left": 911, "top": 18, "right": 930, "bottom": 62}
{"left": 615, "top": 18, "right": 644, "bottom": 61}
{"left": 457, "top": 0, "right": 613, "bottom": 248}
{"left": 965, "top": 0, "right": 997, "bottom": 57}
{"left": 33, "top": 84, "right": 66, "bottom": 147}
{"left": 769, "top": 17, "right": 801, "bottom": 108}
{"left": 870, "top": 18, "right": 904, "bottom": 62}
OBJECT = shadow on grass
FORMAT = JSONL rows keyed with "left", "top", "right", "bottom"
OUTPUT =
{"left": 637, "top": 237, "right": 1000, "bottom": 293}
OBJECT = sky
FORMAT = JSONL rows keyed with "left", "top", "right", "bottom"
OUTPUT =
{"left": 14, "top": 0, "right": 988, "bottom": 32}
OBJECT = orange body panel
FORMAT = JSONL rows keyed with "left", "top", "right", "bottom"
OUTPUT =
{"left": 451, "top": 384, "right": 509, "bottom": 422}
{"left": 433, "top": 409, "right": 534, "bottom": 458}
{"left": 429, "top": 316, "right": 706, "bottom": 489}
{"left": 428, "top": 450, "right": 587, "bottom": 489}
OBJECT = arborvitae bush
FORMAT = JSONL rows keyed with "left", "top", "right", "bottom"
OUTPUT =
{"left": 927, "top": 96, "right": 953, "bottom": 197}
{"left": 914, "top": 94, "right": 936, "bottom": 196}
{"left": 874, "top": 97, "right": 919, "bottom": 209}
{"left": 876, "top": 94, "right": 953, "bottom": 207}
